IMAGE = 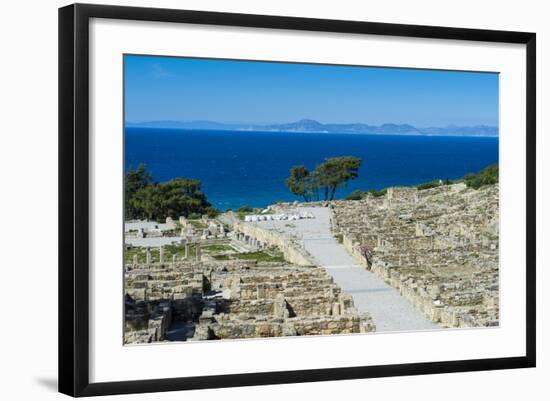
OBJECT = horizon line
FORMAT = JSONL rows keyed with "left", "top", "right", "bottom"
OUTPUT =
{"left": 124, "top": 119, "right": 499, "bottom": 129}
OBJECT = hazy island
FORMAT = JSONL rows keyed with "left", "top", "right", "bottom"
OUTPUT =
{"left": 125, "top": 119, "right": 499, "bottom": 137}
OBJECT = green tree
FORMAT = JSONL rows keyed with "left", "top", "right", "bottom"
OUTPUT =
{"left": 307, "top": 170, "right": 322, "bottom": 201}
{"left": 125, "top": 165, "right": 216, "bottom": 220}
{"left": 125, "top": 164, "right": 152, "bottom": 219}
{"left": 285, "top": 156, "right": 362, "bottom": 202}
{"left": 129, "top": 178, "right": 212, "bottom": 221}
{"left": 315, "top": 156, "right": 362, "bottom": 201}
{"left": 285, "top": 165, "right": 313, "bottom": 201}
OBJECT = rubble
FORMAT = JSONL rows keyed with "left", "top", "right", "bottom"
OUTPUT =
{"left": 124, "top": 259, "right": 375, "bottom": 344}
{"left": 330, "top": 183, "right": 499, "bottom": 328}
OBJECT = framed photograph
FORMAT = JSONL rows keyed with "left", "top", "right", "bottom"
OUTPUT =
{"left": 58, "top": 3, "right": 536, "bottom": 397}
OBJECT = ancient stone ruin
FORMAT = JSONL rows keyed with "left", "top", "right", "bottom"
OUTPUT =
{"left": 124, "top": 181, "right": 499, "bottom": 343}
{"left": 125, "top": 258, "right": 375, "bottom": 344}
{"left": 330, "top": 183, "right": 499, "bottom": 328}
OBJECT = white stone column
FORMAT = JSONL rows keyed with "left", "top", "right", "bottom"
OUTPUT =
{"left": 159, "top": 246, "right": 165, "bottom": 264}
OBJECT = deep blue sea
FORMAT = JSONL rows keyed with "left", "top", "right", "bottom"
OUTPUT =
{"left": 125, "top": 128, "right": 499, "bottom": 210}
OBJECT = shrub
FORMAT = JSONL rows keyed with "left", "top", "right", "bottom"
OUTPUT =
{"left": 236, "top": 205, "right": 254, "bottom": 213}
{"left": 345, "top": 190, "right": 365, "bottom": 200}
{"left": 464, "top": 164, "right": 499, "bottom": 189}
{"left": 345, "top": 188, "right": 387, "bottom": 200}
{"left": 368, "top": 188, "right": 387, "bottom": 198}
{"left": 205, "top": 207, "right": 220, "bottom": 218}
{"left": 417, "top": 181, "right": 441, "bottom": 190}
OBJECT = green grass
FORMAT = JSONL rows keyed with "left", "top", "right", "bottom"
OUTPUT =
{"left": 187, "top": 220, "right": 208, "bottom": 229}
{"left": 201, "top": 244, "right": 234, "bottom": 253}
{"left": 125, "top": 242, "right": 258, "bottom": 264}
{"left": 213, "top": 251, "right": 286, "bottom": 263}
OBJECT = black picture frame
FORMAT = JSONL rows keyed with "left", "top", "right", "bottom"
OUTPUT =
{"left": 59, "top": 3, "right": 536, "bottom": 397}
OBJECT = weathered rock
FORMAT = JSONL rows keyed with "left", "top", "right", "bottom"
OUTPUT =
{"left": 330, "top": 183, "right": 499, "bottom": 328}
{"left": 124, "top": 259, "right": 375, "bottom": 343}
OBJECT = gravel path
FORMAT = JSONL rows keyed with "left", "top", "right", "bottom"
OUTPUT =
{"left": 254, "top": 206, "right": 439, "bottom": 332}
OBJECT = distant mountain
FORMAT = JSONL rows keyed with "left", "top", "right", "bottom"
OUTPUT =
{"left": 126, "top": 119, "right": 498, "bottom": 137}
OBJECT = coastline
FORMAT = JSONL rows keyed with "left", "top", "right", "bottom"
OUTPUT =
{"left": 125, "top": 128, "right": 499, "bottom": 210}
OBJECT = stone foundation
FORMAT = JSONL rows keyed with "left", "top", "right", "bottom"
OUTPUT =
{"left": 331, "top": 183, "right": 499, "bottom": 328}
{"left": 124, "top": 260, "right": 375, "bottom": 344}
{"left": 233, "top": 220, "right": 315, "bottom": 266}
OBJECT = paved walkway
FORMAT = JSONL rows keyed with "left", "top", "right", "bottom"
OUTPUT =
{"left": 254, "top": 207, "right": 439, "bottom": 332}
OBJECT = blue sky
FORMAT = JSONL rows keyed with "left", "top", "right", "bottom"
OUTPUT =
{"left": 124, "top": 55, "right": 499, "bottom": 127}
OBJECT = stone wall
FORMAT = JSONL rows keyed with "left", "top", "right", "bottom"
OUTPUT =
{"left": 331, "top": 183, "right": 499, "bottom": 328}
{"left": 124, "top": 260, "right": 375, "bottom": 343}
{"left": 204, "top": 314, "right": 374, "bottom": 340}
{"left": 234, "top": 220, "right": 315, "bottom": 266}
